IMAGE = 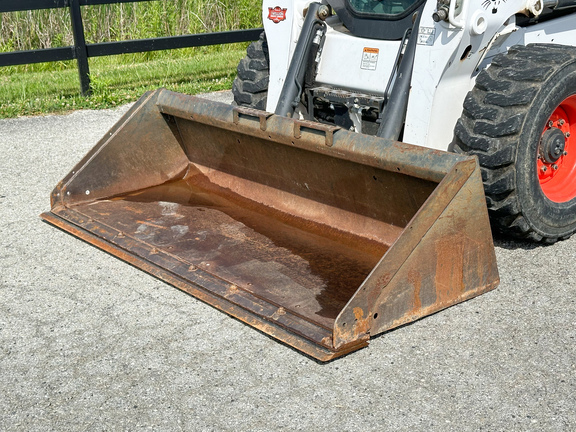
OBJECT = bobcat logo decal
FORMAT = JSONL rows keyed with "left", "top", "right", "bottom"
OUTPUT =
{"left": 268, "top": 6, "right": 287, "bottom": 23}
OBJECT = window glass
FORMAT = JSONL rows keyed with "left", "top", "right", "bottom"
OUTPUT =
{"left": 347, "top": 0, "right": 420, "bottom": 16}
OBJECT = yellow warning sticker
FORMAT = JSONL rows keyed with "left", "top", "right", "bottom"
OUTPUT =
{"left": 361, "top": 47, "right": 379, "bottom": 71}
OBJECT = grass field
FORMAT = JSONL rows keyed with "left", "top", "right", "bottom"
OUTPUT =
{"left": 1, "top": 1, "right": 260, "bottom": 52}
{"left": 0, "top": 47, "right": 247, "bottom": 118}
{"left": 0, "top": 1, "right": 260, "bottom": 118}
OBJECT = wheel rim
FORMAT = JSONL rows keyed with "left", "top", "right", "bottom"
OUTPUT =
{"left": 537, "top": 94, "right": 576, "bottom": 203}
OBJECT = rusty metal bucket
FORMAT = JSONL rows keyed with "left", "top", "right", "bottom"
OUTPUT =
{"left": 41, "top": 89, "right": 499, "bottom": 360}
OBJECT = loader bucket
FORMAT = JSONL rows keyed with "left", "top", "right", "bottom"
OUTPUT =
{"left": 42, "top": 89, "right": 499, "bottom": 361}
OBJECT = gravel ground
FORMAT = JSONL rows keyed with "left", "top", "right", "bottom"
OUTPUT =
{"left": 1, "top": 91, "right": 575, "bottom": 431}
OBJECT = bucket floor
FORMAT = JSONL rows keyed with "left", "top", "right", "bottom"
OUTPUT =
{"left": 74, "top": 179, "right": 387, "bottom": 329}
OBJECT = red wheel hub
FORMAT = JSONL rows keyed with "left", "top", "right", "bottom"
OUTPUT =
{"left": 538, "top": 94, "right": 576, "bottom": 203}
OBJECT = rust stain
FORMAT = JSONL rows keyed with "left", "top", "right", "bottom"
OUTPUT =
{"left": 377, "top": 273, "right": 392, "bottom": 286}
{"left": 136, "top": 220, "right": 169, "bottom": 230}
{"left": 434, "top": 236, "right": 465, "bottom": 305}
{"left": 224, "top": 284, "right": 239, "bottom": 298}
{"left": 408, "top": 269, "right": 422, "bottom": 313}
{"left": 332, "top": 307, "right": 371, "bottom": 349}
{"left": 271, "top": 307, "right": 286, "bottom": 320}
{"left": 386, "top": 279, "right": 497, "bottom": 331}
{"left": 353, "top": 307, "right": 364, "bottom": 320}
{"left": 321, "top": 336, "right": 333, "bottom": 347}
{"left": 353, "top": 307, "right": 370, "bottom": 336}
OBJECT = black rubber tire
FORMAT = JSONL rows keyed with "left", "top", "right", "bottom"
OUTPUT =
{"left": 454, "top": 44, "right": 576, "bottom": 243}
{"left": 232, "top": 32, "right": 270, "bottom": 110}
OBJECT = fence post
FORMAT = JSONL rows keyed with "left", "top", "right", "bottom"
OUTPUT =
{"left": 69, "top": 0, "right": 91, "bottom": 96}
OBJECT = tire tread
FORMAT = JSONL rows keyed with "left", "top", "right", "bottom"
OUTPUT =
{"left": 454, "top": 43, "right": 576, "bottom": 241}
{"left": 232, "top": 32, "right": 269, "bottom": 111}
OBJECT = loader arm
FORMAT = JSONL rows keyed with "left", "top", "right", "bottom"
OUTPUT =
{"left": 263, "top": 0, "right": 576, "bottom": 148}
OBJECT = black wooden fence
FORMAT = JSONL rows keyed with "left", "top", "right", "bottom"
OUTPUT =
{"left": 0, "top": 0, "right": 262, "bottom": 95}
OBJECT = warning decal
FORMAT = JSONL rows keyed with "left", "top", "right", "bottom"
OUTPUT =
{"left": 417, "top": 27, "right": 436, "bottom": 46}
{"left": 361, "top": 47, "right": 379, "bottom": 71}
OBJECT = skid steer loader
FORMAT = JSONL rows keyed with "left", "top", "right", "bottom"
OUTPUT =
{"left": 234, "top": 0, "right": 576, "bottom": 243}
{"left": 42, "top": 0, "right": 575, "bottom": 360}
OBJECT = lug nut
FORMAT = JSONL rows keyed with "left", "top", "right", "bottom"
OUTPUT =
{"left": 564, "top": 151, "right": 569, "bottom": 156}
{"left": 541, "top": 166, "right": 548, "bottom": 173}
{"left": 549, "top": 120, "right": 554, "bottom": 128}
{"left": 559, "top": 119, "right": 566, "bottom": 126}
{"left": 553, "top": 164, "right": 559, "bottom": 170}
{"left": 565, "top": 132, "right": 571, "bottom": 138}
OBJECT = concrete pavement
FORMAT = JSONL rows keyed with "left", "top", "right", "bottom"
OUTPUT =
{"left": 1, "top": 91, "right": 575, "bottom": 431}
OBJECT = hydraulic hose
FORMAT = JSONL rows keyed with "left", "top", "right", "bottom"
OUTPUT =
{"left": 543, "top": 0, "right": 576, "bottom": 8}
{"left": 275, "top": 3, "right": 327, "bottom": 117}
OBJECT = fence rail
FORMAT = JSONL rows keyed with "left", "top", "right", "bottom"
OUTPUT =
{"left": 0, "top": 0, "right": 262, "bottom": 95}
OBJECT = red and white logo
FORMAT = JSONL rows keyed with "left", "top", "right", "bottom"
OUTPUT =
{"left": 268, "top": 6, "right": 287, "bottom": 23}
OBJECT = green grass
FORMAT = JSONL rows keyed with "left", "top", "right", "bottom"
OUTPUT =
{"left": 0, "top": 47, "right": 246, "bottom": 118}
{"left": 0, "top": 1, "right": 261, "bottom": 118}
{"left": 1, "top": 1, "right": 261, "bottom": 52}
